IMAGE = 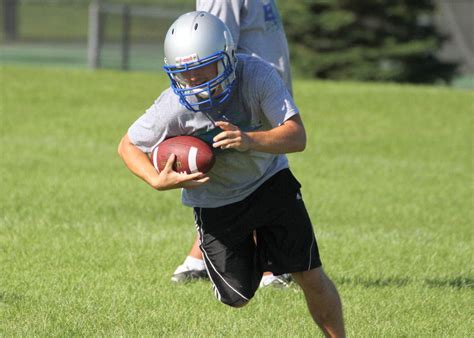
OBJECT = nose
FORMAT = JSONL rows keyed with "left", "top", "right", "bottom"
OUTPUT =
{"left": 188, "top": 70, "right": 199, "bottom": 80}
{"left": 183, "top": 69, "right": 202, "bottom": 85}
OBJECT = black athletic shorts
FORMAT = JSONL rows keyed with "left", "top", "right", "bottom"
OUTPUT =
{"left": 193, "top": 169, "right": 322, "bottom": 307}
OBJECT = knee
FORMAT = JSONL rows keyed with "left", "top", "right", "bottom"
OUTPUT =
{"left": 221, "top": 297, "right": 250, "bottom": 308}
{"left": 293, "top": 267, "right": 331, "bottom": 294}
{"left": 217, "top": 291, "right": 252, "bottom": 308}
{"left": 229, "top": 300, "right": 249, "bottom": 308}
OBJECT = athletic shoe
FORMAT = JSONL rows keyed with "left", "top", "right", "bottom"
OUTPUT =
{"left": 277, "top": 273, "right": 293, "bottom": 283}
{"left": 259, "top": 274, "right": 289, "bottom": 288}
{"left": 171, "top": 264, "right": 208, "bottom": 283}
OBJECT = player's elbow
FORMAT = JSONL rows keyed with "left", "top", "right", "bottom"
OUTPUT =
{"left": 117, "top": 139, "right": 124, "bottom": 158}
{"left": 298, "top": 134, "right": 307, "bottom": 152}
{"left": 117, "top": 135, "right": 128, "bottom": 158}
{"left": 296, "top": 143, "right": 306, "bottom": 153}
{"left": 293, "top": 129, "right": 306, "bottom": 152}
{"left": 286, "top": 118, "right": 306, "bottom": 153}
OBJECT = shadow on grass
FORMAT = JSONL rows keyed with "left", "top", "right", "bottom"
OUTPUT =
{"left": 0, "top": 290, "right": 24, "bottom": 304}
{"left": 335, "top": 276, "right": 473, "bottom": 289}
{"left": 424, "top": 277, "right": 473, "bottom": 290}
{"left": 336, "top": 276, "right": 410, "bottom": 288}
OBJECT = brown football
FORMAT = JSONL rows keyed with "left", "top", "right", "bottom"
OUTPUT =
{"left": 151, "top": 136, "right": 215, "bottom": 174}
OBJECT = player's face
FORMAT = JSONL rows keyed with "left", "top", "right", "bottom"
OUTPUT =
{"left": 177, "top": 61, "right": 223, "bottom": 96}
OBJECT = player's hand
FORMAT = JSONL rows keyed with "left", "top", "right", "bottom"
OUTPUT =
{"left": 153, "top": 154, "right": 209, "bottom": 191}
{"left": 213, "top": 121, "right": 251, "bottom": 152}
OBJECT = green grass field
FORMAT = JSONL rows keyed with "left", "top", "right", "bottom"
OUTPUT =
{"left": 1, "top": 65, "right": 472, "bottom": 336}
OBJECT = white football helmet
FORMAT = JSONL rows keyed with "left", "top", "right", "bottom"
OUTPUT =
{"left": 163, "top": 11, "right": 237, "bottom": 112}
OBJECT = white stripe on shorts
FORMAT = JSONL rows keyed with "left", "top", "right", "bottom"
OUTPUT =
{"left": 308, "top": 236, "right": 315, "bottom": 270}
{"left": 194, "top": 208, "right": 221, "bottom": 302}
{"left": 195, "top": 208, "right": 249, "bottom": 302}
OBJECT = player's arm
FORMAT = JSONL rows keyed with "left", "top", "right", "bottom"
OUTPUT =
{"left": 212, "top": 114, "right": 306, "bottom": 154}
{"left": 118, "top": 134, "right": 209, "bottom": 190}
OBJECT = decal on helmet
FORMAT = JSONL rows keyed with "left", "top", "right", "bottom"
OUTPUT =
{"left": 176, "top": 53, "right": 199, "bottom": 66}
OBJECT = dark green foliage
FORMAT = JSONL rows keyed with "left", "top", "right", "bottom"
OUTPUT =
{"left": 279, "top": 0, "right": 458, "bottom": 83}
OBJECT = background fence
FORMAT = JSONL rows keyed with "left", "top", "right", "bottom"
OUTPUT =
{"left": 1, "top": 0, "right": 473, "bottom": 87}
{"left": 1, "top": 0, "right": 193, "bottom": 71}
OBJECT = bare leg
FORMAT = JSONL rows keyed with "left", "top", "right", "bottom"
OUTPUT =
{"left": 292, "top": 267, "right": 345, "bottom": 338}
{"left": 171, "top": 234, "right": 206, "bottom": 282}
{"left": 188, "top": 234, "right": 203, "bottom": 259}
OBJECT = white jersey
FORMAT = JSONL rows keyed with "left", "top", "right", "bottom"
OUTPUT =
{"left": 196, "top": 0, "right": 293, "bottom": 94}
{"left": 128, "top": 55, "right": 298, "bottom": 208}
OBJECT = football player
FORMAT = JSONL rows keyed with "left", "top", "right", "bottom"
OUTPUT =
{"left": 118, "top": 12, "right": 345, "bottom": 337}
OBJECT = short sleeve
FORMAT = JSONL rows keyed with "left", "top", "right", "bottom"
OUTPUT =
{"left": 258, "top": 64, "right": 299, "bottom": 127}
{"left": 127, "top": 93, "right": 178, "bottom": 153}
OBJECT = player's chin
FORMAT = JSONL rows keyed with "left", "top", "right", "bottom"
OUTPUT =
{"left": 198, "top": 85, "right": 223, "bottom": 99}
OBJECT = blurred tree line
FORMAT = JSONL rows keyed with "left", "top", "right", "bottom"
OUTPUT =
{"left": 279, "top": 0, "right": 458, "bottom": 83}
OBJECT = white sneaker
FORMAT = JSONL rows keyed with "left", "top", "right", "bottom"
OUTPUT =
{"left": 259, "top": 274, "right": 289, "bottom": 288}
{"left": 171, "top": 264, "right": 208, "bottom": 283}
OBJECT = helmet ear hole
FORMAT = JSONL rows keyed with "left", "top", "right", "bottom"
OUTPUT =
{"left": 194, "top": 23, "right": 198, "bottom": 30}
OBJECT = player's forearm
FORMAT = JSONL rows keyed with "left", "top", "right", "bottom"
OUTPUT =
{"left": 246, "top": 114, "right": 306, "bottom": 154}
{"left": 213, "top": 115, "right": 306, "bottom": 154}
{"left": 118, "top": 135, "right": 159, "bottom": 187}
{"left": 118, "top": 134, "right": 211, "bottom": 191}
{"left": 246, "top": 122, "right": 306, "bottom": 154}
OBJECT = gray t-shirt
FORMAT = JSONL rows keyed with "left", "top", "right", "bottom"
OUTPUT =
{"left": 196, "top": 0, "right": 293, "bottom": 94}
{"left": 128, "top": 54, "right": 298, "bottom": 208}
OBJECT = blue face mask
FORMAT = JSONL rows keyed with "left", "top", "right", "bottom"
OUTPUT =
{"left": 163, "top": 51, "right": 236, "bottom": 113}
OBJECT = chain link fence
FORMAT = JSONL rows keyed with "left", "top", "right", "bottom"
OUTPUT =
{"left": 1, "top": 0, "right": 193, "bottom": 70}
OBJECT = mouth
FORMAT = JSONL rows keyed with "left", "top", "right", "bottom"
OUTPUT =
{"left": 195, "top": 86, "right": 219, "bottom": 99}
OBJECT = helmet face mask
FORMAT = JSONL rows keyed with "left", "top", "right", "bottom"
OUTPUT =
{"left": 163, "top": 12, "right": 237, "bottom": 112}
{"left": 165, "top": 51, "right": 236, "bottom": 111}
